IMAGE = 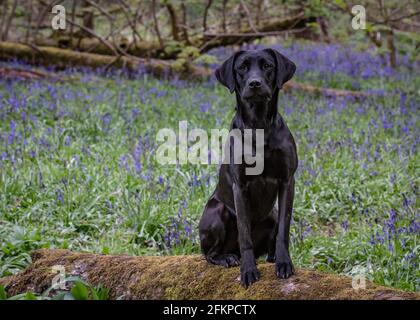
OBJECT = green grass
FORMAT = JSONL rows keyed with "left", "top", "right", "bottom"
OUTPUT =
{"left": 0, "top": 64, "right": 418, "bottom": 293}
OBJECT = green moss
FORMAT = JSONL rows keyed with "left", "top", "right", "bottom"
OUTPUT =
{"left": 1, "top": 250, "right": 419, "bottom": 300}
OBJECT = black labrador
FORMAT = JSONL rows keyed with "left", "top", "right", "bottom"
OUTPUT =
{"left": 199, "top": 48, "right": 297, "bottom": 288}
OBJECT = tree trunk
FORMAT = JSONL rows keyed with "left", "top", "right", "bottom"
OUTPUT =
{"left": 198, "top": 13, "right": 316, "bottom": 52}
{"left": 0, "top": 41, "right": 376, "bottom": 100}
{"left": 152, "top": 0, "right": 164, "bottom": 49}
{"left": 0, "top": 0, "right": 6, "bottom": 34}
{"left": 25, "top": 0, "right": 34, "bottom": 43}
{"left": 180, "top": 0, "right": 190, "bottom": 44}
{"left": 203, "top": 0, "right": 213, "bottom": 33}
{"left": 1, "top": 0, "right": 18, "bottom": 41}
{"left": 25, "top": 13, "right": 313, "bottom": 59}
{"left": 221, "top": 0, "right": 228, "bottom": 33}
{"left": 0, "top": 249, "right": 418, "bottom": 300}
{"left": 317, "top": 16, "right": 330, "bottom": 43}
{"left": 81, "top": 0, "right": 95, "bottom": 37}
{"left": 0, "top": 41, "right": 210, "bottom": 79}
{"left": 34, "top": 35, "right": 164, "bottom": 58}
{"left": 386, "top": 29, "right": 397, "bottom": 68}
{"left": 255, "top": 0, "right": 264, "bottom": 28}
{"left": 166, "top": 2, "right": 181, "bottom": 41}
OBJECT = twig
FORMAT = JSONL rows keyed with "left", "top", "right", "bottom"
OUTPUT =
{"left": 84, "top": 0, "right": 115, "bottom": 21}
{"left": 116, "top": 0, "right": 142, "bottom": 45}
{"left": 34, "top": 0, "right": 62, "bottom": 39}
{"left": 203, "top": 28, "right": 309, "bottom": 38}
{"left": 203, "top": 0, "right": 213, "bottom": 33}
{"left": 64, "top": 17, "right": 119, "bottom": 56}
{"left": 240, "top": 0, "right": 257, "bottom": 33}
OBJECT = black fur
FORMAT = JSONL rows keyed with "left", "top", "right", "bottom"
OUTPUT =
{"left": 199, "top": 48, "right": 298, "bottom": 288}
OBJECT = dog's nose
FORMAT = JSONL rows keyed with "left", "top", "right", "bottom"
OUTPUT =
{"left": 248, "top": 79, "right": 262, "bottom": 89}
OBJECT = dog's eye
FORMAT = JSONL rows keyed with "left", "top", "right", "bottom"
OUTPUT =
{"left": 263, "top": 63, "right": 273, "bottom": 70}
{"left": 237, "top": 64, "right": 247, "bottom": 72}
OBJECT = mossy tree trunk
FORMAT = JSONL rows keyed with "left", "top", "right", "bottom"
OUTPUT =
{"left": 0, "top": 41, "right": 376, "bottom": 100}
{"left": 0, "top": 249, "right": 418, "bottom": 300}
{"left": 0, "top": 41, "right": 211, "bottom": 79}
{"left": 26, "top": 14, "right": 315, "bottom": 60}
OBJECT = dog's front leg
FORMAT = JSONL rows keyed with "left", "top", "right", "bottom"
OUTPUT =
{"left": 233, "top": 183, "right": 260, "bottom": 288}
{"left": 275, "top": 177, "right": 295, "bottom": 279}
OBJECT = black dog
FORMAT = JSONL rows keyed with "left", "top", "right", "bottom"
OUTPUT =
{"left": 199, "top": 48, "right": 297, "bottom": 288}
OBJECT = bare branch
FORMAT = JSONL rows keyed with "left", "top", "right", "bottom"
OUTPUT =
{"left": 222, "top": 0, "right": 228, "bottom": 32}
{"left": 116, "top": 0, "right": 142, "bottom": 44}
{"left": 34, "top": 0, "right": 63, "bottom": 39}
{"left": 203, "top": 0, "right": 213, "bottom": 33}
{"left": 65, "top": 17, "right": 118, "bottom": 55}
{"left": 152, "top": 0, "right": 163, "bottom": 48}
{"left": 255, "top": 0, "right": 264, "bottom": 28}
{"left": 180, "top": 0, "right": 190, "bottom": 44}
{"left": 84, "top": 0, "right": 115, "bottom": 21}
{"left": 25, "top": 0, "right": 34, "bottom": 43}
{"left": 203, "top": 28, "right": 309, "bottom": 39}
{"left": 1, "top": 0, "right": 18, "bottom": 41}
{"left": 240, "top": 0, "right": 257, "bottom": 32}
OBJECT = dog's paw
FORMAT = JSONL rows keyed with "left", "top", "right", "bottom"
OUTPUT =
{"left": 275, "top": 258, "right": 295, "bottom": 279}
{"left": 224, "top": 254, "right": 240, "bottom": 268}
{"left": 266, "top": 254, "right": 275, "bottom": 263}
{"left": 240, "top": 266, "right": 260, "bottom": 288}
{"left": 207, "top": 254, "right": 240, "bottom": 268}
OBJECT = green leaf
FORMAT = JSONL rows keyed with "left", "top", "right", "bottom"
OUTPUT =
{"left": 24, "top": 292, "right": 38, "bottom": 300}
{"left": 91, "top": 288, "right": 98, "bottom": 300}
{"left": 70, "top": 281, "right": 89, "bottom": 300}
{"left": 96, "top": 287, "right": 109, "bottom": 300}
{"left": 7, "top": 293, "right": 28, "bottom": 300}
{"left": 0, "top": 285, "right": 7, "bottom": 300}
{"left": 91, "top": 285, "right": 109, "bottom": 300}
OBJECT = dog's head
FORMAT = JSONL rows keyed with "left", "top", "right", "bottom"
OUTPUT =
{"left": 215, "top": 48, "right": 296, "bottom": 103}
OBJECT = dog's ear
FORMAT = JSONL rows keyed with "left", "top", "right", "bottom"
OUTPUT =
{"left": 215, "top": 51, "right": 244, "bottom": 93}
{"left": 263, "top": 48, "right": 296, "bottom": 89}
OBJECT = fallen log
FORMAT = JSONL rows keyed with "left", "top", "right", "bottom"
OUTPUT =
{"left": 33, "top": 36, "right": 163, "bottom": 58}
{"left": 28, "top": 13, "right": 315, "bottom": 59}
{"left": 0, "top": 249, "right": 418, "bottom": 300}
{"left": 196, "top": 13, "right": 317, "bottom": 52}
{"left": 0, "top": 66, "right": 55, "bottom": 80}
{"left": 0, "top": 41, "right": 210, "bottom": 80}
{"left": 0, "top": 41, "right": 376, "bottom": 100}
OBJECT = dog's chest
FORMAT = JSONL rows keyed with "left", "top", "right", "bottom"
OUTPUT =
{"left": 263, "top": 146, "right": 295, "bottom": 180}
{"left": 246, "top": 176, "right": 279, "bottom": 216}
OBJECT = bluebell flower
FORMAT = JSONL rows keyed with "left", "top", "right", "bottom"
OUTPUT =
{"left": 56, "top": 189, "right": 64, "bottom": 205}
{"left": 64, "top": 136, "right": 71, "bottom": 146}
{"left": 200, "top": 102, "right": 211, "bottom": 113}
